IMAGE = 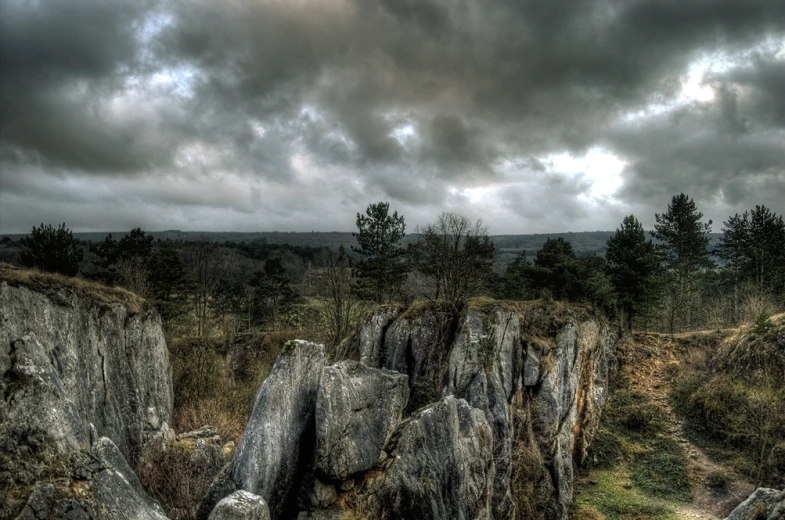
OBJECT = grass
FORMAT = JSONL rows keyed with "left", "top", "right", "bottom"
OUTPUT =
{"left": 670, "top": 318, "right": 785, "bottom": 485}
{"left": 571, "top": 470, "right": 677, "bottom": 520}
{"left": 574, "top": 339, "right": 693, "bottom": 519}
{"left": 0, "top": 262, "right": 148, "bottom": 314}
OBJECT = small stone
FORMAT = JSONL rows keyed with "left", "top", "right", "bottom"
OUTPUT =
{"left": 208, "top": 490, "right": 271, "bottom": 520}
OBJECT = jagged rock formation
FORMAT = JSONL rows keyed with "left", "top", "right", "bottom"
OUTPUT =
{"left": 0, "top": 279, "right": 173, "bottom": 461}
{"left": 199, "top": 340, "right": 326, "bottom": 519}
{"left": 724, "top": 488, "right": 785, "bottom": 520}
{"left": 200, "top": 300, "right": 616, "bottom": 520}
{"left": 363, "top": 395, "right": 495, "bottom": 519}
{"left": 0, "top": 269, "right": 173, "bottom": 519}
{"left": 11, "top": 433, "right": 170, "bottom": 520}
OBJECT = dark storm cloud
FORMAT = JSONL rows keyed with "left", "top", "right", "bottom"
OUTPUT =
{"left": 0, "top": 0, "right": 783, "bottom": 233}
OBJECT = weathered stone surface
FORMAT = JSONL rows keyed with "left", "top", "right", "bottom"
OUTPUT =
{"left": 208, "top": 491, "right": 271, "bottom": 520}
{"left": 724, "top": 488, "right": 785, "bottom": 520}
{"left": 362, "top": 395, "right": 494, "bottom": 520}
{"left": 443, "top": 309, "right": 521, "bottom": 518}
{"left": 354, "top": 306, "right": 400, "bottom": 367}
{"left": 0, "top": 282, "right": 173, "bottom": 461}
{"left": 383, "top": 311, "right": 441, "bottom": 386}
{"left": 297, "top": 473, "right": 337, "bottom": 511}
{"left": 530, "top": 319, "right": 614, "bottom": 518}
{"left": 199, "top": 340, "right": 326, "bottom": 520}
{"left": 315, "top": 360, "right": 409, "bottom": 480}
{"left": 11, "top": 435, "right": 170, "bottom": 520}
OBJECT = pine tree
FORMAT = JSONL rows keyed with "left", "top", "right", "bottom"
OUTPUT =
{"left": 717, "top": 205, "right": 785, "bottom": 299}
{"left": 20, "top": 223, "right": 84, "bottom": 276}
{"left": 651, "top": 194, "right": 713, "bottom": 333}
{"left": 606, "top": 215, "right": 661, "bottom": 332}
{"left": 351, "top": 202, "right": 408, "bottom": 303}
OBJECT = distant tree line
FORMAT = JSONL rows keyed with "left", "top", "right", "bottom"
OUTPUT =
{"left": 10, "top": 194, "right": 785, "bottom": 340}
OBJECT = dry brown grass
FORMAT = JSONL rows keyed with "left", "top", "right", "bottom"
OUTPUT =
{"left": 0, "top": 262, "right": 148, "bottom": 314}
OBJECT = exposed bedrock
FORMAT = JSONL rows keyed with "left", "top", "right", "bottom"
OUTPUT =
{"left": 724, "top": 488, "right": 785, "bottom": 520}
{"left": 0, "top": 281, "right": 173, "bottom": 462}
{"left": 0, "top": 274, "right": 174, "bottom": 519}
{"left": 315, "top": 360, "right": 409, "bottom": 480}
{"left": 200, "top": 301, "right": 616, "bottom": 520}
{"left": 198, "top": 340, "right": 326, "bottom": 520}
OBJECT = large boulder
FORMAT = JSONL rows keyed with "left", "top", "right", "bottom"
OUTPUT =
{"left": 208, "top": 491, "right": 271, "bottom": 520}
{"left": 0, "top": 280, "right": 173, "bottom": 461}
{"left": 724, "top": 488, "right": 785, "bottom": 520}
{"left": 362, "top": 395, "right": 495, "bottom": 520}
{"left": 315, "top": 360, "right": 408, "bottom": 480}
{"left": 199, "top": 340, "right": 326, "bottom": 520}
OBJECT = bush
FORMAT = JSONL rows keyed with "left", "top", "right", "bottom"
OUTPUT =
{"left": 137, "top": 442, "right": 225, "bottom": 520}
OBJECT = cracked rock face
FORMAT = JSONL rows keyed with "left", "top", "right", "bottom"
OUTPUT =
{"left": 199, "top": 340, "right": 326, "bottom": 520}
{"left": 11, "top": 435, "right": 169, "bottom": 520}
{"left": 363, "top": 395, "right": 495, "bottom": 520}
{"left": 315, "top": 360, "right": 409, "bottom": 480}
{"left": 0, "top": 282, "right": 173, "bottom": 462}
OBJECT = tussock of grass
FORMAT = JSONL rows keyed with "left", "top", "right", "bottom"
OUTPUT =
{"left": 0, "top": 262, "right": 148, "bottom": 314}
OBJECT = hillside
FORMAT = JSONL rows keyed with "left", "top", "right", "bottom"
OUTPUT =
{"left": 572, "top": 318, "right": 785, "bottom": 520}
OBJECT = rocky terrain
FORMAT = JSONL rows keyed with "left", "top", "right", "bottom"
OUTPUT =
{"left": 0, "top": 267, "right": 173, "bottom": 518}
{"left": 199, "top": 300, "right": 618, "bottom": 519}
{"left": 3, "top": 266, "right": 778, "bottom": 520}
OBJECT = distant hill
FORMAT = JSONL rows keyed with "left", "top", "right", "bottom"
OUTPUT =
{"left": 1, "top": 230, "right": 724, "bottom": 269}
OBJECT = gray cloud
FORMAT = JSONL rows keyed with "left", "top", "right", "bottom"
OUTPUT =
{"left": 1, "top": 0, "right": 783, "bottom": 234}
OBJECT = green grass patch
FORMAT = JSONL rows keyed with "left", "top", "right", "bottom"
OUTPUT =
{"left": 630, "top": 437, "right": 691, "bottom": 501}
{"left": 571, "top": 470, "right": 676, "bottom": 520}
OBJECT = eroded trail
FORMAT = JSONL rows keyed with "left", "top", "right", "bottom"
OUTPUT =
{"left": 640, "top": 333, "right": 754, "bottom": 519}
{"left": 572, "top": 331, "right": 755, "bottom": 520}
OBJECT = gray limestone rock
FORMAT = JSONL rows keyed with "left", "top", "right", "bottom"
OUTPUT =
{"left": 315, "top": 360, "right": 409, "bottom": 480}
{"left": 724, "top": 488, "right": 785, "bottom": 520}
{"left": 208, "top": 491, "right": 271, "bottom": 520}
{"left": 354, "top": 306, "right": 400, "bottom": 367}
{"left": 12, "top": 436, "right": 170, "bottom": 520}
{"left": 297, "top": 473, "right": 337, "bottom": 511}
{"left": 199, "top": 340, "right": 326, "bottom": 520}
{"left": 0, "top": 282, "right": 173, "bottom": 462}
{"left": 529, "top": 319, "right": 614, "bottom": 518}
{"left": 383, "top": 311, "right": 441, "bottom": 387}
{"left": 363, "top": 395, "right": 494, "bottom": 520}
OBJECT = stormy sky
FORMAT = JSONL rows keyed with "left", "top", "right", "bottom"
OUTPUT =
{"left": 1, "top": 0, "right": 783, "bottom": 234}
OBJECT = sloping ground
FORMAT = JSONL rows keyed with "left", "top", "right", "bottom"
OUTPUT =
{"left": 571, "top": 330, "right": 761, "bottom": 520}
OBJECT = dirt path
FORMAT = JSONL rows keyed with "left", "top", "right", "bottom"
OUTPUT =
{"left": 635, "top": 334, "right": 755, "bottom": 520}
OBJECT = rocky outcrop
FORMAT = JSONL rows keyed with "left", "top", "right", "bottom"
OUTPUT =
{"left": 198, "top": 340, "right": 326, "bottom": 520}
{"left": 353, "top": 306, "right": 400, "bottom": 367}
{"left": 8, "top": 430, "right": 170, "bottom": 520}
{"left": 208, "top": 491, "right": 271, "bottom": 520}
{"left": 315, "top": 360, "right": 409, "bottom": 480}
{"left": 199, "top": 300, "right": 615, "bottom": 520}
{"left": 0, "top": 280, "right": 173, "bottom": 461}
{"left": 362, "top": 395, "right": 495, "bottom": 519}
{"left": 0, "top": 271, "right": 174, "bottom": 519}
{"left": 724, "top": 488, "right": 785, "bottom": 520}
